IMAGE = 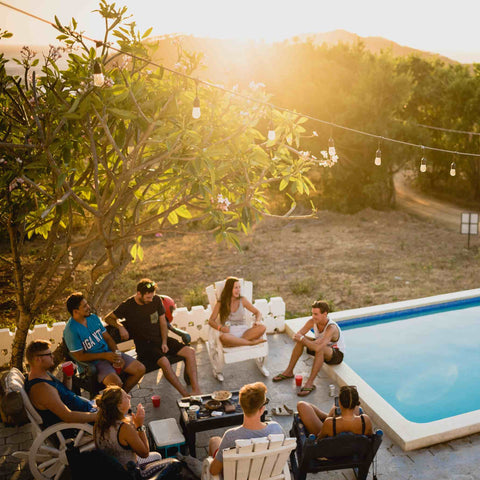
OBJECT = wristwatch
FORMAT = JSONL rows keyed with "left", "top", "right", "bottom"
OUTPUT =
{"left": 136, "top": 425, "right": 146, "bottom": 432}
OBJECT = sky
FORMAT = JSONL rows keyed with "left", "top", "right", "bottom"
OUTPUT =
{"left": 2, "top": 0, "right": 480, "bottom": 63}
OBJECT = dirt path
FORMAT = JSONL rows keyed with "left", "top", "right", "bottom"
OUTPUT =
{"left": 394, "top": 172, "right": 464, "bottom": 230}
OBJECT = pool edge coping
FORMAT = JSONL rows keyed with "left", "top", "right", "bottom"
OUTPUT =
{"left": 284, "top": 287, "right": 480, "bottom": 451}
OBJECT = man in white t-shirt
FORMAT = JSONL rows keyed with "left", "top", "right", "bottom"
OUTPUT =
{"left": 272, "top": 300, "right": 345, "bottom": 397}
{"left": 208, "top": 382, "right": 283, "bottom": 476}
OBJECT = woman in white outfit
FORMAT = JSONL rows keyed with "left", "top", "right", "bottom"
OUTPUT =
{"left": 208, "top": 277, "right": 266, "bottom": 347}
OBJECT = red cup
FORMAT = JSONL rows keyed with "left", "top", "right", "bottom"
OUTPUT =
{"left": 151, "top": 395, "right": 161, "bottom": 408}
{"left": 62, "top": 361, "right": 75, "bottom": 377}
{"left": 114, "top": 365, "right": 122, "bottom": 374}
{"left": 295, "top": 374, "right": 303, "bottom": 387}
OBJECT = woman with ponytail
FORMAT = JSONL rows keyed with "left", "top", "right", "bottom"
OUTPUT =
{"left": 297, "top": 385, "right": 373, "bottom": 438}
{"left": 94, "top": 386, "right": 161, "bottom": 469}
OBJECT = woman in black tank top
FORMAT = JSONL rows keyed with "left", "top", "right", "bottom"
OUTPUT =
{"left": 297, "top": 385, "right": 373, "bottom": 438}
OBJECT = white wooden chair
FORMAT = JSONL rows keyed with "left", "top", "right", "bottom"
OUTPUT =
{"left": 6, "top": 367, "right": 95, "bottom": 480}
{"left": 205, "top": 279, "right": 269, "bottom": 382}
{"left": 202, "top": 434, "right": 296, "bottom": 480}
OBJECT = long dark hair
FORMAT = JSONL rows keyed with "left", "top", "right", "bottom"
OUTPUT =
{"left": 94, "top": 385, "right": 124, "bottom": 441}
{"left": 339, "top": 385, "right": 360, "bottom": 410}
{"left": 219, "top": 277, "right": 241, "bottom": 324}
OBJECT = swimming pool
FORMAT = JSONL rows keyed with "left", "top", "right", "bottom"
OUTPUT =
{"left": 286, "top": 288, "right": 480, "bottom": 450}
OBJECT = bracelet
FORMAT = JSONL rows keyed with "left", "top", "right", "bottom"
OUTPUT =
{"left": 136, "top": 425, "right": 146, "bottom": 432}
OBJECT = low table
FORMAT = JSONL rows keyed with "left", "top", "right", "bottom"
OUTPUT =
{"left": 176, "top": 390, "right": 267, "bottom": 457}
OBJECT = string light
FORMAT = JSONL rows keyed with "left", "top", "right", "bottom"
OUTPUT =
{"left": 420, "top": 147, "right": 427, "bottom": 173}
{"left": 374, "top": 141, "right": 382, "bottom": 166}
{"left": 2, "top": 0, "right": 480, "bottom": 183}
{"left": 93, "top": 60, "right": 104, "bottom": 87}
{"left": 450, "top": 162, "right": 456, "bottom": 176}
{"left": 328, "top": 136, "right": 336, "bottom": 157}
{"left": 192, "top": 81, "right": 201, "bottom": 119}
{"left": 267, "top": 117, "right": 276, "bottom": 141}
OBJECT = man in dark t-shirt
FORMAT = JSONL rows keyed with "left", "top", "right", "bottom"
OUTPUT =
{"left": 104, "top": 279, "right": 201, "bottom": 396}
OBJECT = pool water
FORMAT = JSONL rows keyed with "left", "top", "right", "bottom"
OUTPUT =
{"left": 342, "top": 301, "right": 480, "bottom": 423}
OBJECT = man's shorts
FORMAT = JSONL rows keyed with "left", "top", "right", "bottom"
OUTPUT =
{"left": 96, "top": 352, "right": 135, "bottom": 382}
{"left": 306, "top": 346, "right": 344, "bottom": 365}
{"left": 136, "top": 337, "right": 185, "bottom": 370}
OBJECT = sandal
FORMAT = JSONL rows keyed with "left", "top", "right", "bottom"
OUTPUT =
{"left": 297, "top": 385, "right": 316, "bottom": 397}
{"left": 272, "top": 373, "right": 294, "bottom": 382}
{"left": 283, "top": 404, "right": 294, "bottom": 415}
{"left": 271, "top": 407, "right": 293, "bottom": 416}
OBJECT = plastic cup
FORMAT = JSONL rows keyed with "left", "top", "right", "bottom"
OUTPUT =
{"left": 62, "top": 361, "right": 75, "bottom": 377}
{"left": 295, "top": 374, "right": 303, "bottom": 387}
{"left": 151, "top": 395, "right": 161, "bottom": 408}
{"left": 114, "top": 365, "right": 122, "bottom": 374}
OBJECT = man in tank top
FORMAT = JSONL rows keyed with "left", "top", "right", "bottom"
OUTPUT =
{"left": 272, "top": 300, "right": 345, "bottom": 397}
{"left": 25, "top": 339, "right": 97, "bottom": 428}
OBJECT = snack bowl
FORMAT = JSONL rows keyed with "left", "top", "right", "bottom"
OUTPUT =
{"left": 205, "top": 399, "right": 222, "bottom": 411}
{"left": 212, "top": 390, "right": 232, "bottom": 401}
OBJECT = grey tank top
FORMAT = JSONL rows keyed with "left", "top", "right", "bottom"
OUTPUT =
{"left": 95, "top": 420, "right": 137, "bottom": 467}
{"left": 228, "top": 301, "right": 246, "bottom": 327}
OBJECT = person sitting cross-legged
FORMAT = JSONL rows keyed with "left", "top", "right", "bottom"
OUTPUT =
{"left": 25, "top": 339, "right": 97, "bottom": 428}
{"left": 208, "top": 382, "right": 283, "bottom": 477}
{"left": 63, "top": 292, "right": 145, "bottom": 393}
{"left": 297, "top": 385, "right": 373, "bottom": 438}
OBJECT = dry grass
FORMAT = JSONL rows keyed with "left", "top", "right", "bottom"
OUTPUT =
{"left": 1, "top": 208, "right": 479, "bottom": 327}
{"left": 105, "top": 208, "right": 480, "bottom": 318}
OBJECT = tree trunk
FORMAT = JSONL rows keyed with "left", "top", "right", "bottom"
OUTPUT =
{"left": 10, "top": 310, "right": 33, "bottom": 370}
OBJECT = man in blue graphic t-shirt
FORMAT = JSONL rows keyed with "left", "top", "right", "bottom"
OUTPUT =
{"left": 63, "top": 292, "right": 145, "bottom": 392}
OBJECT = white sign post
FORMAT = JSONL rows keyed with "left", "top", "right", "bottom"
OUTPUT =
{"left": 460, "top": 212, "right": 479, "bottom": 249}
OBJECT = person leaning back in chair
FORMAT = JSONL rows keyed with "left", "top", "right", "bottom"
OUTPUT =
{"left": 273, "top": 300, "right": 345, "bottom": 397}
{"left": 103, "top": 279, "right": 201, "bottom": 397}
{"left": 297, "top": 385, "right": 373, "bottom": 438}
{"left": 25, "top": 339, "right": 97, "bottom": 428}
{"left": 63, "top": 293, "right": 145, "bottom": 393}
{"left": 208, "top": 382, "right": 283, "bottom": 477}
{"left": 208, "top": 276, "right": 266, "bottom": 347}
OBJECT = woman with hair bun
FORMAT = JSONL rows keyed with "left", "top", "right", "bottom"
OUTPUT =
{"left": 94, "top": 386, "right": 161, "bottom": 470}
{"left": 297, "top": 385, "right": 373, "bottom": 438}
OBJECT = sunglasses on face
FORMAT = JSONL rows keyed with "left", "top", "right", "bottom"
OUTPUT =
{"left": 263, "top": 397, "right": 270, "bottom": 406}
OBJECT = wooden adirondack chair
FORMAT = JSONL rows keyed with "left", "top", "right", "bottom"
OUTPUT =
{"left": 202, "top": 434, "right": 296, "bottom": 480}
{"left": 6, "top": 367, "right": 95, "bottom": 480}
{"left": 205, "top": 279, "right": 269, "bottom": 382}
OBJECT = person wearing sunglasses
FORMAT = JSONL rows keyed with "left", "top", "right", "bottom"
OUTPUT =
{"left": 104, "top": 278, "right": 201, "bottom": 397}
{"left": 297, "top": 385, "right": 373, "bottom": 438}
{"left": 208, "top": 382, "right": 283, "bottom": 477}
{"left": 25, "top": 339, "right": 97, "bottom": 428}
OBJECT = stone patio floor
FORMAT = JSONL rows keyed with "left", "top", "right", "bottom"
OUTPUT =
{"left": 2, "top": 333, "right": 480, "bottom": 479}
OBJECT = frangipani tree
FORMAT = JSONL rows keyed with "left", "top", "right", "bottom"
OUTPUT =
{"left": 0, "top": 1, "right": 318, "bottom": 368}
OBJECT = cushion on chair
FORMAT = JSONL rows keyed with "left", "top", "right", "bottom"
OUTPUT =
{"left": 0, "top": 368, "right": 30, "bottom": 426}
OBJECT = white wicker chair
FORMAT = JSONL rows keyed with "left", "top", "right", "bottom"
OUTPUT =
{"left": 7, "top": 368, "right": 95, "bottom": 480}
{"left": 205, "top": 279, "right": 269, "bottom": 382}
{"left": 202, "top": 434, "right": 296, "bottom": 480}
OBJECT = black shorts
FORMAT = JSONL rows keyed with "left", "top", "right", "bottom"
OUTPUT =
{"left": 136, "top": 337, "right": 185, "bottom": 369}
{"left": 306, "top": 346, "right": 344, "bottom": 365}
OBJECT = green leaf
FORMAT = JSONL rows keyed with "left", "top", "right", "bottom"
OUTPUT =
{"left": 279, "top": 178, "right": 289, "bottom": 191}
{"left": 167, "top": 210, "right": 179, "bottom": 224}
{"left": 175, "top": 205, "right": 192, "bottom": 219}
{"left": 142, "top": 27, "right": 153, "bottom": 39}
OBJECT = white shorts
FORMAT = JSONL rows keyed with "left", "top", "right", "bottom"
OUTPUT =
{"left": 229, "top": 325, "right": 249, "bottom": 338}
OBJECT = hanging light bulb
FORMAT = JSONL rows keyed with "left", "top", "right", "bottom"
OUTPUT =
{"left": 192, "top": 96, "right": 201, "bottom": 119}
{"left": 267, "top": 121, "right": 276, "bottom": 141}
{"left": 374, "top": 147, "right": 382, "bottom": 166}
{"left": 420, "top": 158, "right": 427, "bottom": 173}
{"left": 450, "top": 162, "right": 456, "bottom": 176}
{"left": 93, "top": 60, "right": 104, "bottom": 87}
{"left": 328, "top": 137, "right": 336, "bottom": 156}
